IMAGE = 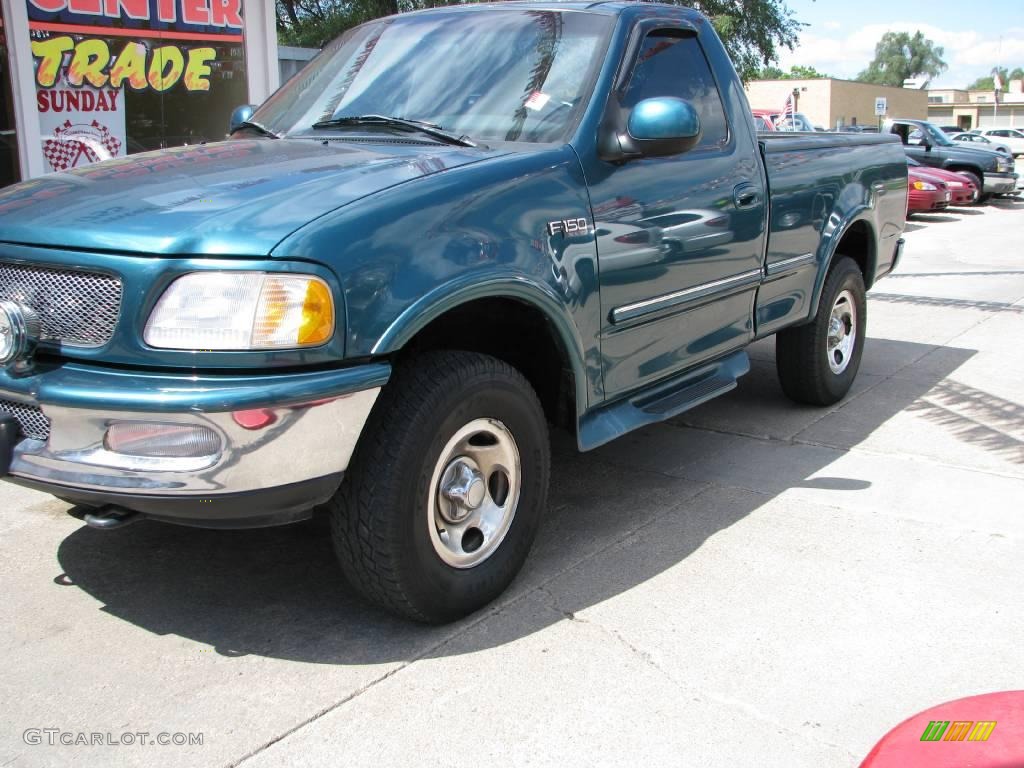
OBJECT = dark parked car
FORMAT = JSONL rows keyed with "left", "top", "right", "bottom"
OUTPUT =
{"left": 885, "top": 118, "right": 1017, "bottom": 200}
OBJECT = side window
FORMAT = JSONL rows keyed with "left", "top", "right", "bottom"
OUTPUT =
{"left": 621, "top": 31, "right": 729, "bottom": 150}
{"left": 991, "top": 130, "right": 1007, "bottom": 137}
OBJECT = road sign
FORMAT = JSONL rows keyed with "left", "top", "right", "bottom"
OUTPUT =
{"left": 875, "top": 97, "right": 888, "bottom": 116}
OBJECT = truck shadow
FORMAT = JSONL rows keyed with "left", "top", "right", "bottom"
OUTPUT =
{"left": 54, "top": 337, "right": 977, "bottom": 663}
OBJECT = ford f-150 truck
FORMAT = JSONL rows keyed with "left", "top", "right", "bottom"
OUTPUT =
{"left": 0, "top": 3, "right": 908, "bottom": 622}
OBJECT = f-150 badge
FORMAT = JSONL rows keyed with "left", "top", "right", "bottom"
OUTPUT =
{"left": 547, "top": 218, "right": 590, "bottom": 237}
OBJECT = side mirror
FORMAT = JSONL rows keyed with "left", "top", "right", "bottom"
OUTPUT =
{"left": 602, "top": 97, "right": 702, "bottom": 161}
{"left": 229, "top": 104, "right": 256, "bottom": 134}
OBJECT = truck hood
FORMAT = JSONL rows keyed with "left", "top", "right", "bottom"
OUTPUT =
{"left": 933, "top": 143, "right": 1006, "bottom": 169}
{"left": 0, "top": 139, "right": 504, "bottom": 256}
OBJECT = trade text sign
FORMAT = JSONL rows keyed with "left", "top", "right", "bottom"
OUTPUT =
{"left": 27, "top": 0, "right": 245, "bottom": 171}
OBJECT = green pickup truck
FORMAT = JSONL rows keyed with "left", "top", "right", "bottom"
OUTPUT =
{"left": 0, "top": 3, "right": 908, "bottom": 622}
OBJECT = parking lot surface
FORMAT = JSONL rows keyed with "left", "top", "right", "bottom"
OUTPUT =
{"left": 2, "top": 199, "right": 1023, "bottom": 768}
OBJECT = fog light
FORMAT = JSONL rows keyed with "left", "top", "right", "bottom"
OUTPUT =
{"left": 104, "top": 423, "right": 221, "bottom": 458}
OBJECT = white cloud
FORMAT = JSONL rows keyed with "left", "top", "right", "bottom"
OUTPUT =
{"left": 776, "top": 22, "right": 1024, "bottom": 88}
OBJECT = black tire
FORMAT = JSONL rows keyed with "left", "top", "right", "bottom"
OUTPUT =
{"left": 958, "top": 171, "right": 983, "bottom": 205}
{"left": 776, "top": 256, "right": 867, "bottom": 406}
{"left": 328, "top": 350, "right": 550, "bottom": 623}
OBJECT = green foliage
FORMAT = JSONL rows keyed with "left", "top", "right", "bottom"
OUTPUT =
{"left": 275, "top": 0, "right": 802, "bottom": 81}
{"left": 856, "top": 31, "right": 946, "bottom": 87}
{"left": 756, "top": 63, "right": 830, "bottom": 80}
{"left": 968, "top": 66, "right": 1024, "bottom": 91}
{"left": 694, "top": 0, "right": 802, "bottom": 81}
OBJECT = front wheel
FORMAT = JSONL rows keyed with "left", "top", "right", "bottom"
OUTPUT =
{"left": 776, "top": 256, "right": 867, "bottom": 406}
{"left": 328, "top": 350, "right": 550, "bottom": 623}
{"left": 958, "top": 171, "right": 983, "bottom": 205}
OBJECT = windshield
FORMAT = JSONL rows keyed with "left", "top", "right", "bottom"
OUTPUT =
{"left": 251, "top": 10, "right": 612, "bottom": 144}
{"left": 919, "top": 122, "right": 954, "bottom": 147}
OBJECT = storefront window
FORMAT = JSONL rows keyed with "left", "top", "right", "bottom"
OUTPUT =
{"left": 27, "top": 0, "right": 247, "bottom": 172}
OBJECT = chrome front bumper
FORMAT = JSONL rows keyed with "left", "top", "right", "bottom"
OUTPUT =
{"left": 1, "top": 362, "right": 388, "bottom": 526}
{"left": 984, "top": 173, "right": 1017, "bottom": 194}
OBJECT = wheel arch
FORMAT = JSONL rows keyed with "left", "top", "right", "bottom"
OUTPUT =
{"left": 945, "top": 163, "right": 983, "bottom": 178}
{"left": 809, "top": 213, "right": 877, "bottom": 319}
{"left": 371, "top": 278, "right": 590, "bottom": 430}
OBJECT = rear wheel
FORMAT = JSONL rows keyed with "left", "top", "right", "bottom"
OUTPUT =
{"left": 328, "top": 350, "right": 550, "bottom": 623}
{"left": 776, "top": 257, "right": 866, "bottom": 406}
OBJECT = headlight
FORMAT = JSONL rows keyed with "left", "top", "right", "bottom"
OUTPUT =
{"left": 912, "top": 180, "right": 938, "bottom": 191}
{"left": 145, "top": 272, "right": 334, "bottom": 350}
{"left": 997, "top": 158, "right": 1010, "bottom": 172}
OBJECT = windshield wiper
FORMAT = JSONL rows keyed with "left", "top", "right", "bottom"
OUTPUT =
{"left": 311, "top": 115, "right": 477, "bottom": 148}
{"left": 233, "top": 120, "right": 280, "bottom": 139}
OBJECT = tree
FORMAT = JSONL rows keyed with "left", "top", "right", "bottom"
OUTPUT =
{"left": 690, "top": 0, "right": 802, "bottom": 82}
{"left": 275, "top": 0, "right": 802, "bottom": 81}
{"left": 756, "top": 64, "right": 830, "bottom": 80}
{"left": 968, "top": 66, "right": 1024, "bottom": 91}
{"left": 757, "top": 65, "right": 786, "bottom": 79}
{"left": 856, "top": 31, "right": 946, "bottom": 87}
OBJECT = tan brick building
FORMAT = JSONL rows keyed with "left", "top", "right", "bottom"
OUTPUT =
{"left": 927, "top": 80, "right": 1024, "bottom": 131}
{"left": 745, "top": 78, "right": 928, "bottom": 130}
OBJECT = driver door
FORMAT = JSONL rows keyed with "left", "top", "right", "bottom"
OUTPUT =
{"left": 587, "top": 27, "right": 767, "bottom": 397}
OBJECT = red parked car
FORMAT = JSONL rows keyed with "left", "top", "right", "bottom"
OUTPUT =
{"left": 907, "top": 167, "right": 951, "bottom": 215}
{"left": 907, "top": 157, "right": 978, "bottom": 205}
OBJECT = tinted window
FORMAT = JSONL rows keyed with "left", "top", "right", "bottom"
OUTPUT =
{"left": 622, "top": 32, "right": 729, "bottom": 149}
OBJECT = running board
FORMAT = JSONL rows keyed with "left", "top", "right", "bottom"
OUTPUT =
{"left": 578, "top": 350, "right": 750, "bottom": 451}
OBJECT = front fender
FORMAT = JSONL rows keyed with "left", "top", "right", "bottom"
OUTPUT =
{"left": 273, "top": 144, "right": 604, "bottom": 410}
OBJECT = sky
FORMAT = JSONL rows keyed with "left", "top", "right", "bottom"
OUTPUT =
{"left": 775, "top": 0, "right": 1024, "bottom": 88}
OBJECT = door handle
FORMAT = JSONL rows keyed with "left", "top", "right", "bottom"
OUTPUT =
{"left": 872, "top": 181, "right": 888, "bottom": 196}
{"left": 733, "top": 183, "right": 760, "bottom": 210}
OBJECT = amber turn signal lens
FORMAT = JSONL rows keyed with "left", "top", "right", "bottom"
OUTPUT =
{"left": 298, "top": 279, "right": 334, "bottom": 345}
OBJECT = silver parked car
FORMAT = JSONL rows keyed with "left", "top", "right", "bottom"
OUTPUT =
{"left": 950, "top": 132, "right": 1013, "bottom": 156}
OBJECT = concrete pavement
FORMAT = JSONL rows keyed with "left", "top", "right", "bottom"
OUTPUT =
{"left": 2, "top": 198, "right": 1023, "bottom": 767}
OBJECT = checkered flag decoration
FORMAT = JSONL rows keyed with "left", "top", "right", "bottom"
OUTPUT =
{"left": 42, "top": 119, "right": 122, "bottom": 172}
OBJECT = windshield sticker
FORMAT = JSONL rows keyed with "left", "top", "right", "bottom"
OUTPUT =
{"left": 524, "top": 91, "right": 551, "bottom": 111}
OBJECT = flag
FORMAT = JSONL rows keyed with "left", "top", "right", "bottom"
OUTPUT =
{"left": 776, "top": 92, "right": 796, "bottom": 129}
{"left": 994, "top": 71, "right": 1003, "bottom": 104}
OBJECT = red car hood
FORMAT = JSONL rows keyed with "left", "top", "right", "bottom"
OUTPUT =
{"left": 910, "top": 166, "right": 973, "bottom": 188}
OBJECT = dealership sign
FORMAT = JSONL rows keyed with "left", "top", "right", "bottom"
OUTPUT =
{"left": 26, "top": 0, "right": 244, "bottom": 37}
{"left": 27, "top": 0, "right": 244, "bottom": 171}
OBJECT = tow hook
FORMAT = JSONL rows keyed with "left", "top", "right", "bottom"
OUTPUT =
{"left": 83, "top": 506, "right": 142, "bottom": 530}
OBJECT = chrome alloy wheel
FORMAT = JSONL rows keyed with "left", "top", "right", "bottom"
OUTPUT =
{"left": 427, "top": 418, "right": 521, "bottom": 569}
{"left": 826, "top": 289, "right": 857, "bottom": 375}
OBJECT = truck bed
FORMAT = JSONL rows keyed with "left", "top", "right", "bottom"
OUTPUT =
{"left": 752, "top": 130, "right": 909, "bottom": 337}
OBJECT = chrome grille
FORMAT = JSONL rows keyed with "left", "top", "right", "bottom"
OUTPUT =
{"left": 0, "top": 262, "right": 122, "bottom": 347}
{"left": 0, "top": 399, "right": 50, "bottom": 441}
